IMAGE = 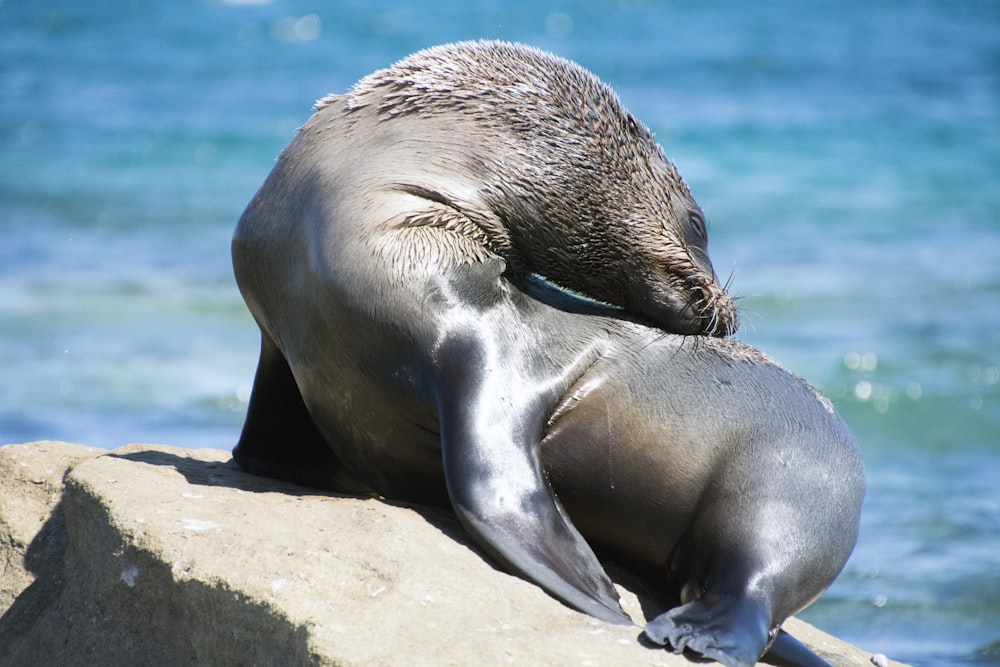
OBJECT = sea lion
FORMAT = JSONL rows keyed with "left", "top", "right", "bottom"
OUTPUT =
{"left": 231, "top": 41, "right": 862, "bottom": 665}
{"left": 231, "top": 253, "right": 864, "bottom": 665}
{"left": 281, "top": 40, "right": 736, "bottom": 337}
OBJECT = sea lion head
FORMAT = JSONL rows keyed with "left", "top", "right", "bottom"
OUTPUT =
{"left": 338, "top": 41, "right": 738, "bottom": 337}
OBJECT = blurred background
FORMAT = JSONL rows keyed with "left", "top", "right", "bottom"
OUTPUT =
{"left": 2, "top": 1, "right": 997, "bottom": 664}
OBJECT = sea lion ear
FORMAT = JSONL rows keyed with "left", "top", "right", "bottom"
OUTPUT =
{"left": 366, "top": 186, "right": 507, "bottom": 278}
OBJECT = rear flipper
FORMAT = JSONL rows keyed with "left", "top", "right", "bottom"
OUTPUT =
{"left": 643, "top": 594, "right": 771, "bottom": 667}
{"left": 233, "top": 334, "right": 369, "bottom": 494}
{"left": 762, "top": 629, "right": 834, "bottom": 667}
{"left": 644, "top": 597, "right": 833, "bottom": 667}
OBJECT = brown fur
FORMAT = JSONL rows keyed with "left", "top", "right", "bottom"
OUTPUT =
{"left": 318, "top": 41, "right": 737, "bottom": 336}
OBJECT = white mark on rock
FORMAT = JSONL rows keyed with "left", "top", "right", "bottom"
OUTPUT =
{"left": 182, "top": 492, "right": 204, "bottom": 499}
{"left": 120, "top": 566, "right": 139, "bottom": 587}
{"left": 272, "top": 578, "right": 289, "bottom": 593}
{"left": 183, "top": 518, "right": 219, "bottom": 531}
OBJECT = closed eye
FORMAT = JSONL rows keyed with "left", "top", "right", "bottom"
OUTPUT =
{"left": 689, "top": 210, "right": 708, "bottom": 243}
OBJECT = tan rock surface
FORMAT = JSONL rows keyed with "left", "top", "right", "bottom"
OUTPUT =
{"left": 0, "top": 442, "right": 905, "bottom": 666}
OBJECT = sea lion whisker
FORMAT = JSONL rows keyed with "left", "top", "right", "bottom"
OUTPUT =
{"left": 724, "top": 265, "right": 738, "bottom": 291}
{"left": 706, "top": 308, "right": 721, "bottom": 338}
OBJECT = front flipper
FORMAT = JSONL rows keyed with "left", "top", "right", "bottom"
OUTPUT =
{"left": 233, "top": 334, "right": 370, "bottom": 494}
{"left": 433, "top": 327, "right": 631, "bottom": 626}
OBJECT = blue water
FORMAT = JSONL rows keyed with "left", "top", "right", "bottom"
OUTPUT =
{"left": 2, "top": 2, "right": 998, "bottom": 664}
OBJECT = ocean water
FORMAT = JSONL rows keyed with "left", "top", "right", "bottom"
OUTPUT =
{"left": 2, "top": 1, "right": 998, "bottom": 664}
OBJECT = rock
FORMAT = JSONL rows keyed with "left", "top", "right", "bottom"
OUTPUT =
{"left": 0, "top": 442, "right": 906, "bottom": 666}
{"left": 0, "top": 441, "right": 105, "bottom": 622}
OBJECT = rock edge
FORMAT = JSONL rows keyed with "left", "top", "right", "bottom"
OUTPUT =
{"left": 0, "top": 441, "right": 904, "bottom": 666}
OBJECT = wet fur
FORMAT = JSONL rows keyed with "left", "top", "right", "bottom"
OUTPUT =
{"left": 318, "top": 40, "right": 737, "bottom": 336}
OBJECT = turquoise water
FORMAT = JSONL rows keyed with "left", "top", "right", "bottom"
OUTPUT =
{"left": 2, "top": 2, "right": 998, "bottom": 663}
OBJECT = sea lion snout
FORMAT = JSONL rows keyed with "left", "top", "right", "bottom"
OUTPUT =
{"left": 620, "top": 221, "right": 738, "bottom": 337}
{"left": 693, "top": 276, "right": 739, "bottom": 338}
{"left": 665, "top": 208, "right": 739, "bottom": 337}
{"left": 634, "top": 271, "right": 739, "bottom": 337}
{"left": 683, "top": 266, "right": 739, "bottom": 338}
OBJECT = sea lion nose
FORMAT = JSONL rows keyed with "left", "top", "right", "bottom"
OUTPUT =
{"left": 702, "top": 287, "right": 739, "bottom": 338}
{"left": 661, "top": 280, "right": 738, "bottom": 338}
